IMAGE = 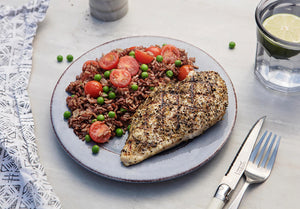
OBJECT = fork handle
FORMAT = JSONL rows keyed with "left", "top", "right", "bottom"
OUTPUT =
{"left": 227, "top": 182, "right": 250, "bottom": 209}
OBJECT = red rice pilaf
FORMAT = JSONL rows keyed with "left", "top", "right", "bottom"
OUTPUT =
{"left": 65, "top": 45, "right": 197, "bottom": 140}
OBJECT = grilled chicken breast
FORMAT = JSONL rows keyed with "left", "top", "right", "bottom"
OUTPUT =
{"left": 120, "top": 71, "right": 228, "bottom": 166}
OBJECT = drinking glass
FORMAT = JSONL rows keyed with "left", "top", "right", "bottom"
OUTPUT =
{"left": 255, "top": 0, "right": 300, "bottom": 92}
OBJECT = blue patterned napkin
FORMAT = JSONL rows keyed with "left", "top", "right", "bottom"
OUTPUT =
{"left": 0, "top": 0, "right": 61, "bottom": 208}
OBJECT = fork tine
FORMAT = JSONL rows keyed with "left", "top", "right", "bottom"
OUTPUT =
{"left": 255, "top": 131, "right": 272, "bottom": 165}
{"left": 261, "top": 134, "right": 277, "bottom": 167}
{"left": 266, "top": 136, "right": 281, "bottom": 170}
{"left": 249, "top": 130, "right": 268, "bottom": 162}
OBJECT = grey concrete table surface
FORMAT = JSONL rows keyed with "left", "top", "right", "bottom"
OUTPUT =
{"left": 2, "top": 0, "right": 299, "bottom": 208}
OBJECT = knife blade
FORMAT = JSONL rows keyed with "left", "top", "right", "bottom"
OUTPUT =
{"left": 207, "top": 116, "right": 266, "bottom": 209}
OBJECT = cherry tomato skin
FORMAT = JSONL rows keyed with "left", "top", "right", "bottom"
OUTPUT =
{"left": 117, "top": 56, "right": 140, "bottom": 76}
{"left": 84, "top": 80, "right": 103, "bottom": 98}
{"left": 135, "top": 50, "right": 154, "bottom": 64}
{"left": 89, "top": 121, "right": 111, "bottom": 143}
{"left": 161, "top": 44, "right": 180, "bottom": 64}
{"left": 83, "top": 60, "right": 99, "bottom": 70}
{"left": 98, "top": 52, "right": 119, "bottom": 70}
{"left": 129, "top": 46, "right": 137, "bottom": 50}
{"left": 146, "top": 46, "right": 162, "bottom": 57}
{"left": 178, "top": 65, "right": 194, "bottom": 81}
{"left": 110, "top": 69, "right": 132, "bottom": 88}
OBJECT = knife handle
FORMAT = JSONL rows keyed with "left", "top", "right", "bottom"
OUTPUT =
{"left": 207, "top": 184, "right": 231, "bottom": 209}
{"left": 207, "top": 197, "right": 225, "bottom": 209}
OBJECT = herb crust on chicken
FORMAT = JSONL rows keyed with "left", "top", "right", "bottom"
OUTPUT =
{"left": 121, "top": 71, "right": 228, "bottom": 166}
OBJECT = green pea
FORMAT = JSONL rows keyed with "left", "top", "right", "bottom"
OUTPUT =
{"left": 115, "top": 128, "right": 123, "bottom": 137}
{"left": 127, "top": 124, "right": 131, "bottom": 131}
{"left": 94, "top": 74, "right": 102, "bottom": 81}
{"left": 71, "top": 94, "right": 75, "bottom": 97}
{"left": 166, "top": 70, "right": 174, "bottom": 78}
{"left": 97, "top": 114, "right": 105, "bottom": 121}
{"left": 92, "top": 119, "right": 97, "bottom": 123}
{"left": 140, "top": 64, "right": 148, "bottom": 72}
{"left": 149, "top": 86, "right": 155, "bottom": 91}
{"left": 66, "top": 54, "right": 73, "bottom": 62}
{"left": 85, "top": 135, "right": 91, "bottom": 142}
{"left": 162, "top": 43, "right": 167, "bottom": 46}
{"left": 156, "top": 55, "right": 163, "bottom": 62}
{"left": 120, "top": 107, "right": 127, "bottom": 113}
{"left": 63, "top": 111, "right": 71, "bottom": 119}
{"left": 175, "top": 60, "right": 182, "bottom": 67}
{"left": 108, "top": 111, "right": 116, "bottom": 118}
{"left": 229, "top": 41, "right": 236, "bottom": 49}
{"left": 131, "top": 84, "right": 138, "bottom": 91}
{"left": 92, "top": 145, "right": 100, "bottom": 154}
{"left": 104, "top": 70, "right": 111, "bottom": 78}
{"left": 108, "top": 92, "right": 116, "bottom": 99}
{"left": 97, "top": 97, "right": 104, "bottom": 104}
{"left": 141, "top": 72, "right": 149, "bottom": 79}
{"left": 102, "top": 86, "right": 110, "bottom": 93}
{"left": 129, "top": 50, "right": 135, "bottom": 57}
{"left": 57, "top": 55, "right": 63, "bottom": 62}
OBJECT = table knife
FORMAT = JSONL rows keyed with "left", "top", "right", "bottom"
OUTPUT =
{"left": 207, "top": 116, "right": 266, "bottom": 209}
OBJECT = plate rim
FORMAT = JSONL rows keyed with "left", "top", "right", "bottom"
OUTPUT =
{"left": 50, "top": 35, "right": 237, "bottom": 183}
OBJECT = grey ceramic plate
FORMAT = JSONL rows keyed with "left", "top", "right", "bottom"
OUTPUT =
{"left": 50, "top": 36, "right": 237, "bottom": 183}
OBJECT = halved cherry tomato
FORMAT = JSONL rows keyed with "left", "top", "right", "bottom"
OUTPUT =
{"left": 110, "top": 69, "right": 132, "bottom": 88}
{"left": 146, "top": 46, "right": 162, "bottom": 57}
{"left": 83, "top": 60, "right": 99, "bottom": 70}
{"left": 117, "top": 56, "right": 140, "bottom": 76}
{"left": 89, "top": 121, "right": 111, "bottom": 143}
{"left": 178, "top": 65, "right": 194, "bottom": 81}
{"left": 98, "top": 52, "right": 119, "bottom": 70}
{"left": 84, "top": 80, "right": 103, "bottom": 98}
{"left": 135, "top": 49, "right": 154, "bottom": 64}
{"left": 129, "top": 46, "right": 137, "bottom": 50}
{"left": 161, "top": 44, "right": 180, "bottom": 64}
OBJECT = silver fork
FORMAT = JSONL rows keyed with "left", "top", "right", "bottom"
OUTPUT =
{"left": 228, "top": 131, "right": 281, "bottom": 209}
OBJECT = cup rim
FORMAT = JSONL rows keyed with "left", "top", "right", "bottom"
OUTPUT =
{"left": 255, "top": 0, "right": 300, "bottom": 49}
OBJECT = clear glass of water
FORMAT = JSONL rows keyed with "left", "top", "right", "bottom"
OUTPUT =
{"left": 255, "top": 0, "right": 300, "bottom": 92}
